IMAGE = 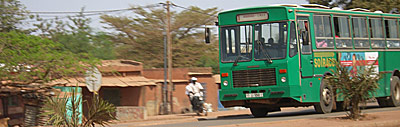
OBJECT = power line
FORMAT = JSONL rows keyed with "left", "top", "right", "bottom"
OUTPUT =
{"left": 22, "top": 13, "right": 108, "bottom": 23}
{"left": 27, "top": 4, "right": 160, "bottom": 15}
{"left": 29, "top": 8, "right": 132, "bottom": 14}
{"left": 21, "top": 4, "right": 162, "bottom": 23}
{"left": 169, "top": 3, "right": 218, "bottom": 17}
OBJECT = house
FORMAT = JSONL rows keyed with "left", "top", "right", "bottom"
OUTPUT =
{"left": 143, "top": 67, "right": 219, "bottom": 114}
{"left": 54, "top": 60, "right": 220, "bottom": 121}
{"left": 0, "top": 83, "right": 56, "bottom": 126}
{"left": 55, "top": 60, "right": 159, "bottom": 121}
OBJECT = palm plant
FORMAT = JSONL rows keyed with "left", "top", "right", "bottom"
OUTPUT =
{"left": 325, "top": 60, "right": 381, "bottom": 120}
{"left": 42, "top": 87, "right": 116, "bottom": 127}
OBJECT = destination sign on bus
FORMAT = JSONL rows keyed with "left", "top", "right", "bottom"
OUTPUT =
{"left": 237, "top": 12, "right": 268, "bottom": 22}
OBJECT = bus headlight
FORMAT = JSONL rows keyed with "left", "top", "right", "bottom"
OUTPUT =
{"left": 223, "top": 81, "right": 228, "bottom": 86}
{"left": 281, "top": 77, "right": 286, "bottom": 83}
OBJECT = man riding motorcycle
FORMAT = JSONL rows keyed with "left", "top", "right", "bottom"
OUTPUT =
{"left": 185, "top": 77, "right": 206, "bottom": 115}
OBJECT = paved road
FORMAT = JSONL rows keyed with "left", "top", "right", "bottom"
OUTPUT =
{"left": 148, "top": 103, "right": 400, "bottom": 127}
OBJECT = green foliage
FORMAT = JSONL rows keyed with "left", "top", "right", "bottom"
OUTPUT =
{"left": 0, "top": 31, "right": 98, "bottom": 85}
{"left": 325, "top": 60, "right": 381, "bottom": 120}
{"left": 89, "top": 32, "right": 116, "bottom": 60}
{"left": 308, "top": 0, "right": 400, "bottom": 13}
{"left": 101, "top": 6, "right": 220, "bottom": 72}
{"left": 0, "top": 0, "right": 28, "bottom": 32}
{"left": 42, "top": 87, "right": 82, "bottom": 126}
{"left": 196, "top": 55, "right": 219, "bottom": 74}
{"left": 33, "top": 8, "right": 116, "bottom": 60}
{"left": 42, "top": 87, "right": 116, "bottom": 127}
{"left": 82, "top": 94, "right": 116, "bottom": 127}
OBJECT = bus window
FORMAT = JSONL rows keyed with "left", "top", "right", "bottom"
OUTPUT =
{"left": 352, "top": 17, "right": 369, "bottom": 48}
{"left": 314, "top": 15, "right": 333, "bottom": 48}
{"left": 370, "top": 18, "right": 385, "bottom": 48}
{"left": 297, "top": 20, "right": 311, "bottom": 54}
{"left": 220, "top": 25, "right": 253, "bottom": 62}
{"left": 289, "top": 21, "right": 298, "bottom": 57}
{"left": 334, "top": 16, "right": 352, "bottom": 48}
{"left": 239, "top": 25, "right": 253, "bottom": 53}
{"left": 254, "top": 22, "right": 287, "bottom": 60}
{"left": 385, "top": 19, "right": 400, "bottom": 48}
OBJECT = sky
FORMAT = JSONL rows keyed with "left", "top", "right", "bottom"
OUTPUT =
{"left": 20, "top": 0, "right": 308, "bottom": 11}
{"left": 19, "top": 0, "right": 309, "bottom": 31}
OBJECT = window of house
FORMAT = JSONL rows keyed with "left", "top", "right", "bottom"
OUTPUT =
{"left": 385, "top": 19, "right": 400, "bottom": 48}
{"left": 102, "top": 88, "right": 120, "bottom": 106}
{"left": 334, "top": 16, "right": 352, "bottom": 48}
{"left": 314, "top": 15, "right": 334, "bottom": 48}
{"left": 200, "top": 83, "right": 207, "bottom": 101}
{"left": 8, "top": 96, "right": 19, "bottom": 106}
{"left": 370, "top": 18, "right": 385, "bottom": 48}
{"left": 352, "top": 17, "right": 369, "bottom": 48}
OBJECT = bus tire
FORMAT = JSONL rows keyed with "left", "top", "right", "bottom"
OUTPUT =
{"left": 314, "top": 80, "right": 333, "bottom": 114}
{"left": 386, "top": 76, "right": 400, "bottom": 107}
{"left": 250, "top": 108, "right": 268, "bottom": 117}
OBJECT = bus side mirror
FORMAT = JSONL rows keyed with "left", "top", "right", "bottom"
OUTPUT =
{"left": 205, "top": 27, "right": 210, "bottom": 44}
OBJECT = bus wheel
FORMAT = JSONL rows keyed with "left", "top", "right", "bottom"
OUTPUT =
{"left": 314, "top": 80, "right": 333, "bottom": 114}
{"left": 250, "top": 108, "right": 268, "bottom": 117}
{"left": 386, "top": 76, "right": 400, "bottom": 107}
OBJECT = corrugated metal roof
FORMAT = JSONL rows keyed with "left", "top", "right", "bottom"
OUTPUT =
{"left": 53, "top": 76, "right": 157, "bottom": 87}
{"left": 153, "top": 79, "right": 189, "bottom": 83}
{"left": 188, "top": 72, "right": 213, "bottom": 75}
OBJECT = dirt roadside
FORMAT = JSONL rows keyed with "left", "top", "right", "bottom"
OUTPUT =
{"left": 210, "top": 109, "right": 400, "bottom": 127}
{"left": 111, "top": 107, "right": 400, "bottom": 127}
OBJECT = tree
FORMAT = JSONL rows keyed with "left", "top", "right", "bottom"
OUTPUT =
{"left": 308, "top": 0, "right": 400, "bottom": 13}
{"left": 33, "top": 10, "right": 117, "bottom": 60}
{"left": 325, "top": 60, "right": 381, "bottom": 120}
{"left": 101, "top": 5, "right": 219, "bottom": 72}
{"left": 0, "top": 0, "right": 28, "bottom": 32}
{"left": 0, "top": 31, "right": 98, "bottom": 87}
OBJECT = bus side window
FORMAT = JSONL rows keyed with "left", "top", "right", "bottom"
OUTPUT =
{"left": 370, "top": 18, "right": 385, "bottom": 48}
{"left": 352, "top": 17, "right": 369, "bottom": 48}
{"left": 385, "top": 19, "right": 400, "bottom": 48}
{"left": 314, "top": 15, "right": 334, "bottom": 48}
{"left": 289, "top": 21, "right": 298, "bottom": 57}
{"left": 334, "top": 16, "right": 352, "bottom": 48}
{"left": 298, "top": 20, "right": 311, "bottom": 54}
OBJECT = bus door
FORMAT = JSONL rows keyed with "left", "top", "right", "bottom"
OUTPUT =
{"left": 297, "top": 15, "right": 314, "bottom": 78}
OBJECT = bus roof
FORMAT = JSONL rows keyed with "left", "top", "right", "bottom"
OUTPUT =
{"left": 219, "top": 4, "right": 400, "bottom": 18}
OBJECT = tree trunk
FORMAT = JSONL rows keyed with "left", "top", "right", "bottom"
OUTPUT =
{"left": 350, "top": 97, "right": 361, "bottom": 120}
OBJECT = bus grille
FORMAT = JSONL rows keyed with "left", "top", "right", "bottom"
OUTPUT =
{"left": 232, "top": 68, "right": 276, "bottom": 87}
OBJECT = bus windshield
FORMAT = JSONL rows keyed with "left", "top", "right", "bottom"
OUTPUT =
{"left": 254, "top": 22, "right": 287, "bottom": 60}
{"left": 220, "top": 25, "right": 253, "bottom": 63}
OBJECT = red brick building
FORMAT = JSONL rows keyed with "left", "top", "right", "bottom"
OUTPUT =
{"left": 56, "top": 60, "right": 219, "bottom": 121}
{"left": 143, "top": 67, "right": 219, "bottom": 113}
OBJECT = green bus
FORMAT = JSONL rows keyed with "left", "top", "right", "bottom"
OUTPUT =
{"left": 217, "top": 4, "right": 400, "bottom": 117}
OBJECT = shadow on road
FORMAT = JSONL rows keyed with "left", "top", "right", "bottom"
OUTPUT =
{"left": 198, "top": 103, "right": 384, "bottom": 121}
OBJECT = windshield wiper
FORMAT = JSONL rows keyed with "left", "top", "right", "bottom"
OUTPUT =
{"left": 257, "top": 40, "right": 273, "bottom": 63}
{"left": 233, "top": 54, "right": 242, "bottom": 66}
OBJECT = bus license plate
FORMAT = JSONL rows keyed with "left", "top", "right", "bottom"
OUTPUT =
{"left": 245, "top": 93, "right": 263, "bottom": 98}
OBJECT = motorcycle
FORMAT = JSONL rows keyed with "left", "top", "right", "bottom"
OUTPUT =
{"left": 191, "top": 96, "right": 208, "bottom": 116}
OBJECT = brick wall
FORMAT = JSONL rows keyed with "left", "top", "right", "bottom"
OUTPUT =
{"left": 116, "top": 106, "right": 147, "bottom": 121}
{"left": 143, "top": 67, "right": 219, "bottom": 113}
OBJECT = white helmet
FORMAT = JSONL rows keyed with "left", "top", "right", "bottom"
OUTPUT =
{"left": 191, "top": 77, "right": 197, "bottom": 81}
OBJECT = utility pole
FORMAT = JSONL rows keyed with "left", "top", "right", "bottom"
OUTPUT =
{"left": 162, "top": 32, "right": 168, "bottom": 115}
{"left": 166, "top": 0, "right": 173, "bottom": 114}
